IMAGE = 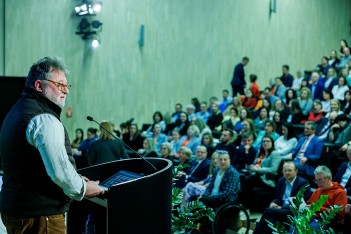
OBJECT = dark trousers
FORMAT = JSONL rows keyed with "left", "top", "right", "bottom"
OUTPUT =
{"left": 231, "top": 84, "right": 244, "bottom": 97}
{"left": 253, "top": 207, "right": 292, "bottom": 234}
{"left": 1, "top": 213, "right": 66, "bottom": 234}
{"left": 240, "top": 173, "right": 273, "bottom": 208}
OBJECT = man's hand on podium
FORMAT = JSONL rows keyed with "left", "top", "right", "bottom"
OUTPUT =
{"left": 84, "top": 179, "right": 105, "bottom": 198}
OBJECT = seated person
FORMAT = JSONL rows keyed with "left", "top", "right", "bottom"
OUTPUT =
{"left": 199, "top": 151, "right": 241, "bottom": 209}
{"left": 146, "top": 123, "right": 168, "bottom": 153}
{"left": 141, "top": 111, "right": 166, "bottom": 137}
{"left": 174, "top": 146, "right": 192, "bottom": 188}
{"left": 183, "top": 152, "right": 219, "bottom": 204}
{"left": 160, "top": 142, "right": 179, "bottom": 165}
{"left": 333, "top": 145, "right": 351, "bottom": 196}
{"left": 179, "top": 125, "right": 201, "bottom": 155}
{"left": 122, "top": 122, "right": 145, "bottom": 152}
{"left": 274, "top": 123, "right": 298, "bottom": 158}
{"left": 253, "top": 107, "right": 269, "bottom": 132}
{"left": 138, "top": 138, "right": 159, "bottom": 158}
{"left": 232, "top": 133, "right": 257, "bottom": 171}
{"left": 254, "top": 161, "right": 311, "bottom": 234}
{"left": 207, "top": 102, "right": 223, "bottom": 131}
{"left": 328, "top": 114, "right": 351, "bottom": 146}
{"left": 241, "top": 136, "right": 281, "bottom": 207}
{"left": 283, "top": 121, "right": 323, "bottom": 177}
{"left": 253, "top": 120, "right": 280, "bottom": 151}
{"left": 306, "top": 166, "right": 347, "bottom": 231}
{"left": 214, "top": 129, "right": 237, "bottom": 160}
{"left": 182, "top": 146, "right": 211, "bottom": 185}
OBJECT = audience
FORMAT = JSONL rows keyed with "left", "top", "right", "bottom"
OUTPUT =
{"left": 72, "top": 40, "right": 351, "bottom": 229}
{"left": 200, "top": 151, "right": 241, "bottom": 209}
{"left": 141, "top": 111, "right": 166, "bottom": 137}
{"left": 306, "top": 166, "right": 347, "bottom": 231}
{"left": 253, "top": 161, "right": 311, "bottom": 234}
{"left": 183, "top": 152, "right": 219, "bottom": 204}
{"left": 241, "top": 136, "right": 281, "bottom": 208}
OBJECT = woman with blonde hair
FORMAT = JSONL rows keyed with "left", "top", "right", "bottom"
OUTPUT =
{"left": 87, "top": 121, "right": 129, "bottom": 166}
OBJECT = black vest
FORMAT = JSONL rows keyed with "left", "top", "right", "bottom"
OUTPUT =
{"left": 0, "top": 87, "right": 76, "bottom": 217}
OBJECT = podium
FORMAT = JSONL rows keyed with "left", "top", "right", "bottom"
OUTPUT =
{"left": 67, "top": 158, "right": 173, "bottom": 234}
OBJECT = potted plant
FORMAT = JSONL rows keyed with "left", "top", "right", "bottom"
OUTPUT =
{"left": 171, "top": 164, "right": 215, "bottom": 233}
{"left": 267, "top": 184, "right": 342, "bottom": 234}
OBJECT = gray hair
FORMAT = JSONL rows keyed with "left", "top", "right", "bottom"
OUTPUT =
{"left": 25, "top": 56, "right": 69, "bottom": 88}
{"left": 314, "top": 165, "right": 332, "bottom": 179}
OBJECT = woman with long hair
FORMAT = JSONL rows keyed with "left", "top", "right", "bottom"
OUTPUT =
{"left": 201, "top": 132, "right": 215, "bottom": 158}
{"left": 87, "top": 121, "right": 129, "bottom": 166}
{"left": 122, "top": 122, "right": 145, "bottom": 152}
{"left": 138, "top": 138, "right": 158, "bottom": 158}
{"left": 71, "top": 128, "right": 84, "bottom": 149}
{"left": 274, "top": 123, "right": 298, "bottom": 158}
{"left": 241, "top": 136, "right": 281, "bottom": 207}
{"left": 332, "top": 76, "right": 349, "bottom": 101}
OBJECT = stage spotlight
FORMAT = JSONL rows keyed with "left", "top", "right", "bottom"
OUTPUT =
{"left": 92, "top": 2, "right": 102, "bottom": 13}
{"left": 91, "top": 20, "right": 103, "bottom": 29}
{"left": 74, "top": 1, "right": 102, "bottom": 16}
{"left": 91, "top": 37, "right": 100, "bottom": 48}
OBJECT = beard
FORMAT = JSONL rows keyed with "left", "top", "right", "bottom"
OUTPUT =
{"left": 42, "top": 89, "right": 66, "bottom": 108}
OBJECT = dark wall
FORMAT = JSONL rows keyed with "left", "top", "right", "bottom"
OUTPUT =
{"left": 0, "top": 77, "right": 26, "bottom": 129}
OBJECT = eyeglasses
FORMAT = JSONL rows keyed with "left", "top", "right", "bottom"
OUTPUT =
{"left": 313, "top": 177, "right": 327, "bottom": 183}
{"left": 43, "top": 79, "right": 71, "bottom": 91}
{"left": 262, "top": 140, "right": 272, "bottom": 143}
{"left": 216, "top": 150, "right": 228, "bottom": 154}
{"left": 196, "top": 151, "right": 207, "bottom": 154}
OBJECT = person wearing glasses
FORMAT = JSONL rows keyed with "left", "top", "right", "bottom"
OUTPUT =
{"left": 254, "top": 161, "right": 311, "bottom": 234}
{"left": 306, "top": 166, "right": 347, "bottom": 231}
{"left": 240, "top": 136, "right": 281, "bottom": 208}
{"left": 0, "top": 57, "right": 104, "bottom": 233}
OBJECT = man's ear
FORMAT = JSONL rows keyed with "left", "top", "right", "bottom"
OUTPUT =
{"left": 34, "top": 80, "right": 43, "bottom": 92}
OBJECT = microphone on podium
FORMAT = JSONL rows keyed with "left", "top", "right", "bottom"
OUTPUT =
{"left": 86, "top": 116, "right": 157, "bottom": 172}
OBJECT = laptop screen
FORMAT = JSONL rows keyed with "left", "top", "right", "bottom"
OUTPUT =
{"left": 99, "top": 170, "right": 143, "bottom": 190}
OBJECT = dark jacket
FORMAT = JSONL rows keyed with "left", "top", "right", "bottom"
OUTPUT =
{"left": 231, "top": 63, "right": 246, "bottom": 87}
{"left": 87, "top": 139, "right": 129, "bottom": 166}
{"left": 334, "top": 162, "right": 351, "bottom": 195}
{"left": 272, "top": 176, "right": 311, "bottom": 207}
{"left": 188, "top": 158, "right": 211, "bottom": 183}
{"left": 0, "top": 87, "right": 74, "bottom": 217}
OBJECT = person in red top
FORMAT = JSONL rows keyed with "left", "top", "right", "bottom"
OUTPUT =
{"left": 241, "top": 89, "right": 257, "bottom": 110}
{"left": 301, "top": 99, "right": 324, "bottom": 124}
{"left": 249, "top": 74, "right": 260, "bottom": 98}
{"left": 306, "top": 165, "right": 347, "bottom": 231}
